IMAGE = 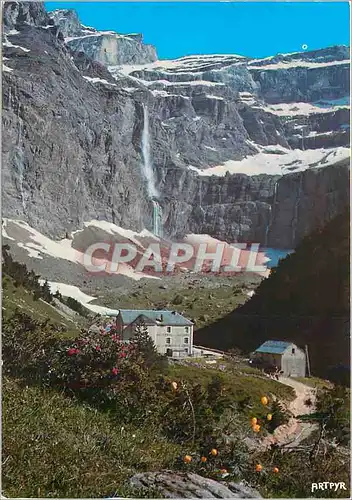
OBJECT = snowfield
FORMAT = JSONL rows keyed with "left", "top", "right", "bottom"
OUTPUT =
{"left": 188, "top": 146, "right": 350, "bottom": 177}
{"left": 2, "top": 219, "right": 160, "bottom": 281}
{"left": 262, "top": 101, "right": 350, "bottom": 117}
{"left": 38, "top": 280, "right": 120, "bottom": 315}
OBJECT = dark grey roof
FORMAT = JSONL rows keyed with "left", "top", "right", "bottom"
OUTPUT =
{"left": 108, "top": 309, "right": 193, "bottom": 326}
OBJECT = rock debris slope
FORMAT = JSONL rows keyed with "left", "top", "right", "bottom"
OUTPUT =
{"left": 2, "top": 1, "right": 350, "bottom": 248}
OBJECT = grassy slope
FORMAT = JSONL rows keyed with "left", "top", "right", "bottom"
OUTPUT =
{"left": 169, "top": 362, "right": 294, "bottom": 423}
{"left": 100, "top": 274, "right": 262, "bottom": 331}
{"left": 2, "top": 377, "right": 181, "bottom": 498}
{"left": 2, "top": 271, "right": 298, "bottom": 498}
{"left": 2, "top": 274, "right": 84, "bottom": 337}
{"left": 3, "top": 365, "right": 294, "bottom": 497}
{"left": 294, "top": 377, "right": 333, "bottom": 389}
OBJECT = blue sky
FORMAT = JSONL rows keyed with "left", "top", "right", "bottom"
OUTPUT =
{"left": 45, "top": 2, "right": 350, "bottom": 59}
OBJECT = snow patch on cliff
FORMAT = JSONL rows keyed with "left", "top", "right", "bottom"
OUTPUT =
{"left": 188, "top": 146, "right": 350, "bottom": 177}
{"left": 3, "top": 38, "right": 30, "bottom": 52}
{"left": 263, "top": 101, "right": 350, "bottom": 116}
{"left": 83, "top": 75, "right": 117, "bottom": 86}
{"left": 249, "top": 59, "right": 350, "bottom": 71}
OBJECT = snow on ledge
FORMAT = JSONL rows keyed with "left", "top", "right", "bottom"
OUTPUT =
{"left": 83, "top": 76, "right": 117, "bottom": 86}
{"left": 188, "top": 146, "right": 350, "bottom": 177}
{"left": 249, "top": 59, "right": 350, "bottom": 71}
{"left": 262, "top": 101, "right": 350, "bottom": 117}
{"left": 3, "top": 39, "right": 30, "bottom": 52}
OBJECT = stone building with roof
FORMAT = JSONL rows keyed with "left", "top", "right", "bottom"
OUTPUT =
{"left": 107, "top": 309, "right": 194, "bottom": 358}
{"left": 252, "top": 340, "right": 306, "bottom": 377}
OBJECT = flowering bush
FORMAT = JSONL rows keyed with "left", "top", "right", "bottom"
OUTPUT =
{"left": 44, "top": 328, "right": 163, "bottom": 421}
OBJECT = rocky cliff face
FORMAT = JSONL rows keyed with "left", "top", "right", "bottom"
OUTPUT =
{"left": 47, "top": 8, "right": 157, "bottom": 66}
{"left": 2, "top": 1, "right": 350, "bottom": 248}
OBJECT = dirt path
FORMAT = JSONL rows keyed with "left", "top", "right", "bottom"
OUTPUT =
{"left": 260, "top": 377, "right": 318, "bottom": 449}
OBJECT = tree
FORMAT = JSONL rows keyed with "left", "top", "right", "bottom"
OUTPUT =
{"left": 66, "top": 296, "right": 89, "bottom": 317}
{"left": 130, "top": 319, "right": 167, "bottom": 371}
{"left": 311, "top": 386, "right": 350, "bottom": 446}
{"left": 41, "top": 280, "right": 52, "bottom": 303}
{"left": 131, "top": 320, "right": 155, "bottom": 355}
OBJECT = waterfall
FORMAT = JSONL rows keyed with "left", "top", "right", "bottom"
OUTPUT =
{"left": 265, "top": 180, "right": 278, "bottom": 247}
{"left": 152, "top": 199, "right": 162, "bottom": 238}
{"left": 199, "top": 178, "right": 205, "bottom": 216}
{"left": 292, "top": 175, "right": 303, "bottom": 245}
{"left": 141, "top": 104, "right": 163, "bottom": 236}
{"left": 15, "top": 116, "right": 26, "bottom": 210}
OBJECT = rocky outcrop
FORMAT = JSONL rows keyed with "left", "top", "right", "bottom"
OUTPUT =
{"left": 47, "top": 7, "right": 158, "bottom": 67}
{"left": 66, "top": 34, "right": 157, "bottom": 67}
{"left": 1, "top": 2, "right": 350, "bottom": 249}
{"left": 2, "top": 0, "right": 49, "bottom": 30}
{"left": 2, "top": 24, "right": 151, "bottom": 236}
{"left": 248, "top": 46, "right": 350, "bottom": 104}
{"left": 129, "top": 471, "right": 262, "bottom": 498}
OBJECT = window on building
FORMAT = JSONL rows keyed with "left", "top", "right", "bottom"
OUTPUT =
{"left": 184, "top": 348, "right": 189, "bottom": 353}
{"left": 166, "top": 337, "right": 171, "bottom": 344}
{"left": 166, "top": 326, "right": 171, "bottom": 333}
{"left": 184, "top": 337, "right": 189, "bottom": 344}
{"left": 292, "top": 348, "right": 295, "bottom": 354}
{"left": 185, "top": 326, "right": 189, "bottom": 333}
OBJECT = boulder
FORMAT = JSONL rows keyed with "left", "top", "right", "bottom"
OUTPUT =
{"left": 129, "top": 471, "right": 262, "bottom": 498}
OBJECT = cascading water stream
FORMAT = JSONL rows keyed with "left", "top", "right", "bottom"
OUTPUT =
{"left": 265, "top": 180, "right": 278, "bottom": 247}
{"left": 141, "top": 104, "right": 162, "bottom": 237}
{"left": 292, "top": 174, "right": 303, "bottom": 245}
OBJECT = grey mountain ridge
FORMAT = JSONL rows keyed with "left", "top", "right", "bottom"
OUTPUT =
{"left": 2, "top": 1, "right": 350, "bottom": 248}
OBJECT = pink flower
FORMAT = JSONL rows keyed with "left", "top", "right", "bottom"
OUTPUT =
{"left": 95, "top": 345, "right": 101, "bottom": 351}
{"left": 119, "top": 352, "right": 127, "bottom": 359}
{"left": 67, "top": 348, "right": 80, "bottom": 356}
{"left": 111, "top": 367, "right": 119, "bottom": 376}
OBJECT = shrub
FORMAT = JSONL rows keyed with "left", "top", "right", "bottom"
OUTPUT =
{"left": 65, "top": 296, "right": 90, "bottom": 317}
{"left": 266, "top": 400, "right": 289, "bottom": 433}
{"left": 2, "top": 310, "right": 63, "bottom": 382}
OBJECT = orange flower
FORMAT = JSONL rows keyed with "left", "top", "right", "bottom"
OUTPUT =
{"left": 210, "top": 448, "right": 218, "bottom": 456}
{"left": 252, "top": 424, "right": 261, "bottom": 433}
{"left": 261, "top": 396, "right": 268, "bottom": 406}
{"left": 201, "top": 456, "right": 207, "bottom": 463}
{"left": 255, "top": 464, "right": 262, "bottom": 472}
{"left": 184, "top": 455, "right": 192, "bottom": 464}
{"left": 251, "top": 417, "right": 258, "bottom": 426}
{"left": 267, "top": 413, "right": 273, "bottom": 421}
{"left": 273, "top": 467, "right": 279, "bottom": 473}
